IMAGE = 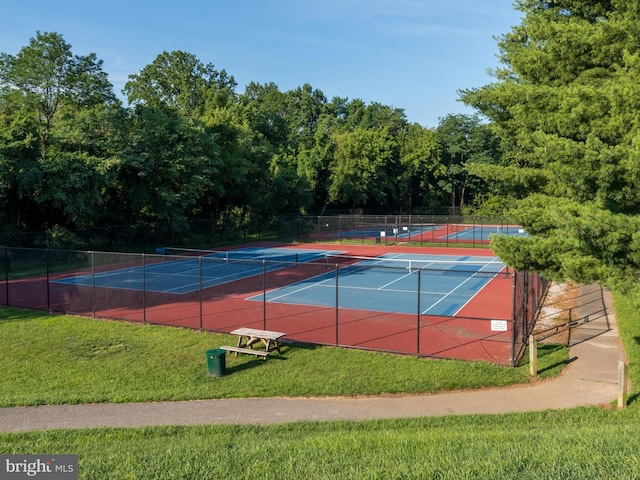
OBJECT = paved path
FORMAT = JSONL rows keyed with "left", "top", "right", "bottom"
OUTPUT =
{"left": 0, "top": 285, "right": 626, "bottom": 433}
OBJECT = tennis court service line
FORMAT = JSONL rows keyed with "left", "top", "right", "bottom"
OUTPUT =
{"left": 421, "top": 259, "right": 505, "bottom": 316}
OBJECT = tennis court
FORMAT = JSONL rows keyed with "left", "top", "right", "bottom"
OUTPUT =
{"left": 314, "top": 218, "right": 528, "bottom": 245}
{"left": 249, "top": 253, "right": 506, "bottom": 316}
{"left": 53, "top": 248, "right": 505, "bottom": 316}
{"left": 4, "top": 243, "right": 544, "bottom": 364}
{"left": 331, "top": 224, "right": 437, "bottom": 240}
{"left": 52, "top": 247, "right": 333, "bottom": 294}
{"left": 441, "top": 225, "right": 528, "bottom": 241}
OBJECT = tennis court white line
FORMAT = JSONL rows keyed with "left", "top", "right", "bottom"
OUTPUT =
{"left": 423, "top": 260, "right": 503, "bottom": 315}
{"left": 374, "top": 253, "right": 413, "bottom": 290}
{"left": 450, "top": 261, "right": 506, "bottom": 316}
{"left": 261, "top": 273, "right": 337, "bottom": 302}
{"left": 378, "top": 270, "right": 414, "bottom": 289}
{"left": 311, "top": 283, "right": 446, "bottom": 295}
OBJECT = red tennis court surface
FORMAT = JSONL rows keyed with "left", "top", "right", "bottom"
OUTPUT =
{"left": 3, "top": 243, "right": 542, "bottom": 365}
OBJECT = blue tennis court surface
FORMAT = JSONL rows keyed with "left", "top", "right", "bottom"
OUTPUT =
{"left": 249, "top": 253, "right": 506, "bottom": 316}
{"left": 53, "top": 247, "right": 333, "bottom": 294}
{"left": 332, "top": 224, "right": 437, "bottom": 239}
{"left": 442, "top": 225, "right": 528, "bottom": 241}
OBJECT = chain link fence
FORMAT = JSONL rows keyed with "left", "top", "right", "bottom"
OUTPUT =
{"left": 0, "top": 245, "right": 547, "bottom": 365}
{"left": 0, "top": 214, "right": 524, "bottom": 251}
{"left": 277, "top": 214, "right": 526, "bottom": 246}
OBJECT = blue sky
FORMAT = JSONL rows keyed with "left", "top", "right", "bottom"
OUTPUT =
{"left": 2, "top": 1, "right": 522, "bottom": 128}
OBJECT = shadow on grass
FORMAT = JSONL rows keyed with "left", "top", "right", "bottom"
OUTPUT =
{"left": 221, "top": 344, "right": 314, "bottom": 374}
{"left": 535, "top": 343, "right": 573, "bottom": 375}
{"left": 0, "top": 308, "right": 44, "bottom": 323}
{"left": 627, "top": 391, "right": 640, "bottom": 406}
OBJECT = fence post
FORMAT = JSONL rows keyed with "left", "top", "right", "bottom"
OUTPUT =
{"left": 529, "top": 335, "right": 537, "bottom": 376}
{"left": 199, "top": 256, "right": 203, "bottom": 331}
{"left": 335, "top": 264, "right": 339, "bottom": 346}
{"left": 262, "top": 260, "right": 267, "bottom": 330}
{"left": 91, "top": 251, "right": 96, "bottom": 317}
{"left": 46, "top": 248, "right": 51, "bottom": 312}
{"left": 510, "top": 272, "right": 518, "bottom": 366}
{"left": 3, "top": 247, "right": 8, "bottom": 307}
{"left": 417, "top": 269, "right": 421, "bottom": 355}
{"left": 618, "top": 360, "right": 628, "bottom": 409}
{"left": 142, "top": 253, "right": 146, "bottom": 325}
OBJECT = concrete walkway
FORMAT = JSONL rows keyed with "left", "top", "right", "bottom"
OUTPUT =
{"left": 0, "top": 285, "right": 626, "bottom": 433}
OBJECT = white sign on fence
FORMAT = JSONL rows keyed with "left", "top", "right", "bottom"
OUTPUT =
{"left": 491, "top": 320, "right": 508, "bottom": 332}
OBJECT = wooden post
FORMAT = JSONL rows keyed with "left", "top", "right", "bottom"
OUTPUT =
{"left": 529, "top": 335, "right": 537, "bottom": 377}
{"left": 618, "top": 360, "right": 628, "bottom": 409}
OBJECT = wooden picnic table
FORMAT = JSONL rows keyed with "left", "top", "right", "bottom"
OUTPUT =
{"left": 221, "top": 328, "right": 286, "bottom": 359}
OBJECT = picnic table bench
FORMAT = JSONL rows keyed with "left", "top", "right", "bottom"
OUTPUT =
{"left": 220, "top": 328, "right": 286, "bottom": 360}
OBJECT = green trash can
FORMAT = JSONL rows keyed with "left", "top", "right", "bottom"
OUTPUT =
{"left": 206, "top": 348, "right": 226, "bottom": 377}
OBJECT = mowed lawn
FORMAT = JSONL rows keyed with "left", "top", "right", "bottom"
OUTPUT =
{"left": 2, "top": 300, "right": 640, "bottom": 479}
{"left": 0, "top": 308, "right": 566, "bottom": 406}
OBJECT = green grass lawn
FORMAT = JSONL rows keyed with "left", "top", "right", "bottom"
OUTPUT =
{"left": 0, "top": 307, "right": 567, "bottom": 406}
{"left": 2, "top": 298, "right": 639, "bottom": 480}
{"left": 2, "top": 409, "right": 640, "bottom": 479}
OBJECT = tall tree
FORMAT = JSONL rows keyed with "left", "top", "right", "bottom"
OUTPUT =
{"left": 124, "top": 50, "right": 236, "bottom": 118}
{"left": 328, "top": 128, "right": 397, "bottom": 210}
{"left": 460, "top": 0, "right": 640, "bottom": 286}
{"left": 284, "top": 83, "right": 327, "bottom": 151}
{"left": 0, "top": 89, "right": 41, "bottom": 229}
{"left": 296, "top": 113, "right": 338, "bottom": 213}
{"left": 398, "top": 123, "right": 444, "bottom": 212}
{"left": 119, "top": 106, "right": 223, "bottom": 224}
{"left": 436, "top": 114, "right": 502, "bottom": 210}
{"left": 0, "top": 31, "right": 115, "bottom": 162}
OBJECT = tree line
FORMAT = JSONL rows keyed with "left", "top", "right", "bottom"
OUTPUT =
{"left": 0, "top": 32, "right": 501, "bottom": 235}
{"left": 5, "top": 0, "right": 639, "bottom": 293}
{"left": 462, "top": 0, "right": 640, "bottom": 290}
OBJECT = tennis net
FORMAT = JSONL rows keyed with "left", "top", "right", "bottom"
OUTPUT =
{"left": 324, "top": 253, "right": 508, "bottom": 277}
{"left": 160, "top": 247, "right": 301, "bottom": 264}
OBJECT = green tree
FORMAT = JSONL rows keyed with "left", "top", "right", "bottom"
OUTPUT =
{"left": 398, "top": 123, "right": 444, "bottom": 212}
{"left": 0, "top": 89, "right": 41, "bottom": 229}
{"left": 0, "top": 31, "right": 119, "bottom": 230}
{"left": 0, "top": 31, "right": 114, "bottom": 162}
{"left": 460, "top": 0, "right": 640, "bottom": 287}
{"left": 436, "top": 114, "right": 502, "bottom": 210}
{"left": 40, "top": 102, "right": 126, "bottom": 227}
{"left": 328, "top": 128, "right": 397, "bottom": 210}
{"left": 284, "top": 83, "right": 327, "bottom": 151}
{"left": 119, "top": 106, "right": 223, "bottom": 224}
{"left": 124, "top": 50, "right": 236, "bottom": 118}
{"left": 296, "top": 114, "right": 338, "bottom": 214}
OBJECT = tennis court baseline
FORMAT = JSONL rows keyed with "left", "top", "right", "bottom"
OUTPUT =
{"left": 249, "top": 253, "right": 506, "bottom": 316}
